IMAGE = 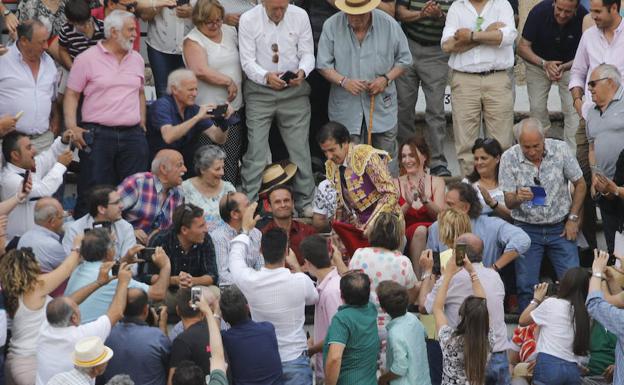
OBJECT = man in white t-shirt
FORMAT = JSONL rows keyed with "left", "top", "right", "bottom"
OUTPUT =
{"left": 35, "top": 261, "right": 132, "bottom": 385}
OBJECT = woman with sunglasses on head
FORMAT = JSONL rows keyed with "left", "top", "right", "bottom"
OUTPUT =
{"left": 183, "top": 0, "right": 244, "bottom": 184}
{"left": 518, "top": 268, "right": 591, "bottom": 385}
{"left": 464, "top": 138, "right": 512, "bottom": 221}
{"left": 182, "top": 145, "right": 235, "bottom": 232}
{"left": 395, "top": 136, "right": 446, "bottom": 269}
{"left": 433, "top": 255, "right": 493, "bottom": 385}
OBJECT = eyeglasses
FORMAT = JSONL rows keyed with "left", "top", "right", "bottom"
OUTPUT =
{"left": 271, "top": 43, "right": 279, "bottom": 63}
{"left": 205, "top": 18, "right": 223, "bottom": 27}
{"left": 588, "top": 77, "right": 609, "bottom": 88}
{"left": 476, "top": 16, "right": 484, "bottom": 32}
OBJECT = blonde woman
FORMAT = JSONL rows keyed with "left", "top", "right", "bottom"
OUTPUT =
{"left": 437, "top": 208, "right": 472, "bottom": 250}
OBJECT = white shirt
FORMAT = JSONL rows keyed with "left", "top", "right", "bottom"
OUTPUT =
{"left": 238, "top": 4, "right": 315, "bottom": 85}
{"left": 146, "top": 2, "right": 196, "bottom": 55}
{"left": 441, "top": 0, "right": 517, "bottom": 72}
{"left": 36, "top": 315, "right": 111, "bottom": 385}
{"left": 229, "top": 234, "right": 318, "bottom": 362}
{"left": 0, "top": 44, "right": 58, "bottom": 135}
{"left": 531, "top": 297, "right": 585, "bottom": 364}
{"left": 0, "top": 137, "right": 69, "bottom": 240}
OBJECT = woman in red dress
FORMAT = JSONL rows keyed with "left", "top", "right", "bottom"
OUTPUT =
{"left": 395, "top": 136, "right": 446, "bottom": 271}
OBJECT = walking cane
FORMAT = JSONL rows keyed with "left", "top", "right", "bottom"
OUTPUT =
{"left": 368, "top": 94, "right": 375, "bottom": 146}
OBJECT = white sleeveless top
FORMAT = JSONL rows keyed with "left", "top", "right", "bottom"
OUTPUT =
{"left": 9, "top": 295, "right": 52, "bottom": 356}
{"left": 184, "top": 26, "right": 243, "bottom": 110}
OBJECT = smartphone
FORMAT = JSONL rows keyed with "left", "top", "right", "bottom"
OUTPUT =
{"left": 176, "top": 0, "right": 189, "bottom": 5}
{"left": 15, "top": 111, "right": 24, "bottom": 121}
{"left": 280, "top": 71, "right": 297, "bottom": 83}
{"left": 92, "top": 221, "right": 112, "bottom": 230}
{"left": 211, "top": 104, "right": 228, "bottom": 119}
{"left": 111, "top": 262, "right": 120, "bottom": 276}
{"left": 22, "top": 170, "right": 30, "bottom": 193}
{"left": 455, "top": 243, "right": 467, "bottom": 266}
{"left": 432, "top": 251, "right": 441, "bottom": 276}
{"left": 141, "top": 247, "right": 157, "bottom": 262}
{"left": 191, "top": 286, "right": 202, "bottom": 309}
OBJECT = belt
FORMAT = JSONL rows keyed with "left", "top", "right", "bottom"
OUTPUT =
{"left": 456, "top": 69, "right": 506, "bottom": 76}
{"left": 514, "top": 220, "right": 566, "bottom": 227}
{"left": 83, "top": 122, "right": 140, "bottom": 131}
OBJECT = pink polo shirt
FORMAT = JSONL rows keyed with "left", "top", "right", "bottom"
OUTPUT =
{"left": 313, "top": 267, "right": 342, "bottom": 380}
{"left": 67, "top": 41, "right": 144, "bottom": 127}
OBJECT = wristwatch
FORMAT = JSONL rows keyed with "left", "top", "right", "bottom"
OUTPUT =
{"left": 382, "top": 74, "right": 392, "bottom": 85}
{"left": 568, "top": 214, "right": 579, "bottom": 222}
{"left": 3, "top": 9, "right": 11, "bottom": 16}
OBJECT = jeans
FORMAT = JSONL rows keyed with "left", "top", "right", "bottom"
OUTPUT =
{"left": 74, "top": 123, "right": 149, "bottom": 218}
{"left": 533, "top": 352, "right": 580, "bottom": 385}
{"left": 281, "top": 353, "right": 312, "bottom": 385}
{"left": 486, "top": 351, "right": 511, "bottom": 385}
{"left": 426, "top": 339, "right": 443, "bottom": 385}
{"left": 598, "top": 197, "right": 622, "bottom": 254}
{"left": 516, "top": 221, "right": 580, "bottom": 311}
{"left": 146, "top": 45, "right": 185, "bottom": 98}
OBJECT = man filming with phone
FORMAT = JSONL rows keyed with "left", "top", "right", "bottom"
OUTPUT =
{"left": 147, "top": 69, "right": 235, "bottom": 175}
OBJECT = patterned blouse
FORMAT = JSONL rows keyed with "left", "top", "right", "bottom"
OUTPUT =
{"left": 439, "top": 325, "right": 495, "bottom": 385}
{"left": 17, "top": 0, "right": 67, "bottom": 37}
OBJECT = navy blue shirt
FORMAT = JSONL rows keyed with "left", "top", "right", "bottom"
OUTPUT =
{"left": 147, "top": 95, "right": 215, "bottom": 172}
{"left": 522, "top": 0, "right": 587, "bottom": 62}
{"left": 100, "top": 319, "right": 171, "bottom": 385}
{"left": 222, "top": 320, "right": 284, "bottom": 385}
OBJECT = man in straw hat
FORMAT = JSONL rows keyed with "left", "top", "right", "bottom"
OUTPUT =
{"left": 238, "top": 0, "right": 316, "bottom": 217}
{"left": 319, "top": 121, "right": 401, "bottom": 256}
{"left": 47, "top": 336, "right": 114, "bottom": 385}
{"left": 316, "top": 0, "right": 411, "bottom": 175}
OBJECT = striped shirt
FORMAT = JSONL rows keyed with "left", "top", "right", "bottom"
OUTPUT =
{"left": 58, "top": 17, "right": 105, "bottom": 59}
{"left": 47, "top": 368, "right": 93, "bottom": 385}
{"left": 397, "top": 0, "right": 454, "bottom": 45}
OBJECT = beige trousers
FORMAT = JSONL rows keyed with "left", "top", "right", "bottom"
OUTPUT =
{"left": 450, "top": 70, "right": 514, "bottom": 176}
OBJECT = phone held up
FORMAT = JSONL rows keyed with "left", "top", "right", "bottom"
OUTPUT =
{"left": 191, "top": 286, "right": 202, "bottom": 309}
{"left": 455, "top": 242, "right": 467, "bottom": 267}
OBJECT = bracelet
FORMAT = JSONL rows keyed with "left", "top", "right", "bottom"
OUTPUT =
{"left": 592, "top": 272, "right": 604, "bottom": 280}
{"left": 15, "top": 192, "right": 26, "bottom": 203}
{"left": 470, "top": 31, "right": 474, "bottom": 42}
{"left": 339, "top": 77, "right": 347, "bottom": 88}
{"left": 421, "top": 272, "right": 432, "bottom": 280}
{"left": 71, "top": 247, "right": 81, "bottom": 253}
{"left": 492, "top": 263, "right": 500, "bottom": 272}
{"left": 489, "top": 200, "right": 499, "bottom": 209}
{"left": 470, "top": 272, "right": 479, "bottom": 281}
{"left": 529, "top": 299, "right": 540, "bottom": 307}
{"left": 532, "top": 297, "right": 542, "bottom": 305}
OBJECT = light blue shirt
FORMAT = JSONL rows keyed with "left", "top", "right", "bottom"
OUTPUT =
{"left": 64, "top": 261, "right": 149, "bottom": 323}
{"left": 426, "top": 215, "right": 531, "bottom": 266}
{"left": 586, "top": 291, "right": 624, "bottom": 385}
{"left": 18, "top": 225, "right": 66, "bottom": 272}
{"left": 385, "top": 313, "right": 431, "bottom": 385}
{"left": 63, "top": 215, "right": 136, "bottom": 261}
{"left": 316, "top": 10, "right": 412, "bottom": 134}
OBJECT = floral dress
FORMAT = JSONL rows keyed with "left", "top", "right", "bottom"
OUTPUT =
{"left": 438, "top": 325, "right": 495, "bottom": 385}
{"left": 17, "top": 0, "right": 67, "bottom": 37}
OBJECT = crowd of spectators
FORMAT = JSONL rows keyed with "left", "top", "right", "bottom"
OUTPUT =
{"left": 0, "top": 0, "right": 623, "bottom": 383}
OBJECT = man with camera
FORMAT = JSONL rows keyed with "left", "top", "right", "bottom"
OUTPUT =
{"left": 64, "top": 228, "right": 171, "bottom": 323}
{"left": 64, "top": 186, "right": 139, "bottom": 264}
{"left": 147, "top": 69, "right": 235, "bottom": 174}
{"left": 149, "top": 203, "right": 219, "bottom": 314}
{"left": 100, "top": 288, "right": 171, "bottom": 385}
{"left": 238, "top": 0, "right": 316, "bottom": 217}
{"left": 36, "top": 259, "right": 132, "bottom": 385}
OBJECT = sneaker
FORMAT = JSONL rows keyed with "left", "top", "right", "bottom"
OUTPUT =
{"left": 430, "top": 165, "right": 452, "bottom": 177}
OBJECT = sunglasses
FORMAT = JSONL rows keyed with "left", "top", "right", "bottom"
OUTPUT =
{"left": 205, "top": 18, "right": 223, "bottom": 27}
{"left": 271, "top": 43, "right": 279, "bottom": 63}
{"left": 476, "top": 16, "right": 484, "bottom": 32}
{"left": 588, "top": 77, "right": 609, "bottom": 88}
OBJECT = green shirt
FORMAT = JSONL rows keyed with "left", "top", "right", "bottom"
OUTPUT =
{"left": 323, "top": 302, "right": 380, "bottom": 385}
{"left": 587, "top": 321, "right": 617, "bottom": 376}
{"left": 396, "top": 0, "right": 455, "bottom": 45}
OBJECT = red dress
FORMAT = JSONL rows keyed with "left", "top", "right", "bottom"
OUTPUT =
{"left": 398, "top": 176, "right": 436, "bottom": 241}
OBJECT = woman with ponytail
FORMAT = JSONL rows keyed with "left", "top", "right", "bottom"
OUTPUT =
{"left": 518, "top": 267, "right": 590, "bottom": 385}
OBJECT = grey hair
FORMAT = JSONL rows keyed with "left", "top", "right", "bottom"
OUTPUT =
{"left": 194, "top": 145, "right": 226, "bottom": 175}
{"left": 34, "top": 199, "right": 60, "bottom": 225}
{"left": 593, "top": 63, "right": 622, "bottom": 87}
{"left": 514, "top": 117, "right": 545, "bottom": 141}
{"left": 16, "top": 19, "right": 46, "bottom": 41}
{"left": 166, "top": 69, "right": 196, "bottom": 95}
{"left": 104, "top": 10, "right": 134, "bottom": 39}
{"left": 46, "top": 298, "right": 74, "bottom": 327}
{"left": 105, "top": 374, "right": 135, "bottom": 385}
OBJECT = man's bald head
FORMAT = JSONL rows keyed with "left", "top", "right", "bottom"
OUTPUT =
{"left": 124, "top": 288, "right": 149, "bottom": 319}
{"left": 456, "top": 233, "right": 484, "bottom": 263}
{"left": 46, "top": 297, "right": 79, "bottom": 327}
{"left": 34, "top": 197, "right": 64, "bottom": 233}
{"left": 151, "top": 149, "right": 186, "bottom": 188}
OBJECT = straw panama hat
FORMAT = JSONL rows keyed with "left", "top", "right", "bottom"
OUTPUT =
{"left": 71, "top": 336, "right": 114, "bottom": 368}
{"left": 335, "top": 0, "right": 381, "bottom": 15}
{"left": 259, "top": 161, "right": 297, "bottom": 196}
